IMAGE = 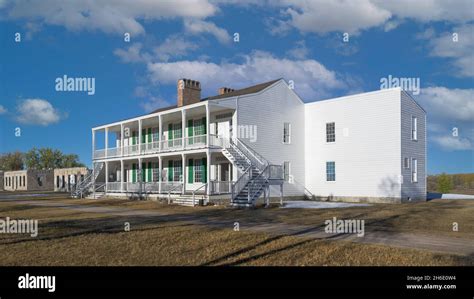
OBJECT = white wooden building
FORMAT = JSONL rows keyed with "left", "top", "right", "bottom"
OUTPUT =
{"left": 82, "top": 79, "right": 426, "bottom": 206}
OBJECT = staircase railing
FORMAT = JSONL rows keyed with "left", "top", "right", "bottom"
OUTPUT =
{"left": 247, "top": 164, "right": 270, "bottom": 204}
{"left": 291, "top": 177, "right": 314, "bottom": 200}
{"left": 167, "top": 183, "right": 183, "bottom": 204}
{"left": 192, "top": 183, "right": 208, "bottom": 206}
{"left": 231, "top": 165, "right": 252, "bottom": 201}
{"left": 71, "top": 162, "right": 103, "bottom": 198}
{"left": 231, "top": 138, "right": 268, "bottom": 171}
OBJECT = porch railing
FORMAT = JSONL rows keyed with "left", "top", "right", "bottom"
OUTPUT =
{"left": 93, "top": 134, "right": 235, "bottom": 160}
{"left": 210, "top": 181, "right": 232, "bottom": 194}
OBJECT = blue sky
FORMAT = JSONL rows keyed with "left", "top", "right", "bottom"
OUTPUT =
{"left": 0, "top": 0, "right": 472, "bottom": 174}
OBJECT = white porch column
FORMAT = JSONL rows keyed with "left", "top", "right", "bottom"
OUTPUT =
{"left": 120, "top": 160, "right": 124, "bottom": 193}
{"left": 120, "top": 124, "right": 124, "bottom": 156}
{"left": 105, "top": 161, "right": 109, "bottom": 192}
{"left": 158, "top": 156, "right": 163, "bottom": 194}
{"left": 181, "top": 110, "right": 186, "bottom": 149}
{"left": 206, "top": 103, "right": 210, "bottom": 146}
{"left": 138, "top": 158, "right": 142, "bottom": 195}
{"left": 182, "top": 153, "right": 186, "bottom": 194}
{"left": 280, "top": 184, "right": 283, "bottom": 206}
{"left": 138, "top": 119, "right": 142, "bottom": 154}
{"left": 92, "top": 129, "right": 96, "bottom": 160}
{"left": 206, "top": 151, "right": 211, "bottom": 195}
{"left": 158, "top": 115, "right": 162, "bottom": 152}
{"left": 105, "top": 127, "right": 108, "bottom": 158}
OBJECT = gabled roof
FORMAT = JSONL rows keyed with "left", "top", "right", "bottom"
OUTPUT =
{"left": 201, "top": 79, "right": 281, "bottom": 101}
{"left": 149, "top": 78, "right": 281, "bottom": 114}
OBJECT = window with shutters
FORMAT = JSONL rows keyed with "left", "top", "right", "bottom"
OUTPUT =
{"left": 194, "top": 159, "right": 203, "bottom": 183}
{"left": 173, "top": 160, "right": 182, "bottom": 182}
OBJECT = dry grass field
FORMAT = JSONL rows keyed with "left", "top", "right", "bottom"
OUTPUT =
{"left": 0, "top": 193, "right": 473, "bottom": 266}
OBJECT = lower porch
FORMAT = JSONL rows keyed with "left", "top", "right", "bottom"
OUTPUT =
{"left": 97, "top": 151, "right": 235, "bottom": 200}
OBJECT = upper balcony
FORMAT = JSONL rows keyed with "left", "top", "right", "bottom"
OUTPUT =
{"left": 92, "top": 101, "right": 235, "bottom": 160}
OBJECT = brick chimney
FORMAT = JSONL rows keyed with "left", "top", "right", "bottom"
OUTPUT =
{"left": 218, "top": 87, "right": 235, "bottom": 95}
{"left": 177, "top": 78, "right": 201, "bottom": 107}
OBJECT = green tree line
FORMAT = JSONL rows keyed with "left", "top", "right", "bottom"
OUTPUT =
{"left": 428, "top": 173, "right": 474, "bottom": 194}
{"left": 0, "top": 148, "right": 85, "bottom": 171}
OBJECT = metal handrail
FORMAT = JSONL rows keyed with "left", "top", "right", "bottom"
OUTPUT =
{"left": 247, "top": 164, "right": 269, "bottom": 203}
{"left": 167, "top": 182, "right": 183, "bottom": 204}
{"left": 192, "top": 183, "right": 208, "bottom": 206}
{"left": 233, "top": 138, "right": 268, "bottom": 170}
{"left": 232, "top": 165, "right": 252, "bottom": 200}
{"left": 291, "top": 177, "right": 314, "bottom": 200}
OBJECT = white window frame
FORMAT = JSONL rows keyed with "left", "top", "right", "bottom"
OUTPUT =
{"left": 411, "top": 158, "right": 418, "bottom": 183}
{"left": 194, "top": 159, "right": 204, "bottom": 183}
{"left": 326, "top": 122, "right": 335, "bottom": 143}
{"left": 193, "top": 119, "right": 204, "bottom": 136}
{"left": 326, "top": 161, "right": 336, "bottom": 181}
{"left": 283, "top": 122, "right": 291, "bottom": 144}
{"left": 403, "top": 157, "right": 410, "bottom": 169}
{"left": 173, "top": 160, "right": 182, "bottom": 182}
{"left": 411, "top": 116, "right": 418, "bottom": 141}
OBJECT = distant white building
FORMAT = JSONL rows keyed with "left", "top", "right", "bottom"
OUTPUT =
{"left": 81, "top": 79, "right": 426, "bottom": 206}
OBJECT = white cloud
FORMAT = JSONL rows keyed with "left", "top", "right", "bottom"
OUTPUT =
{"left": 133, "top": 86, "right": 173, "bottom": 112}
{"left": 183, "top": 19, "right": 231, "bottom": 44}
{"left": 153, "top": 35, "right": 199, "bottom": 61}
{"left": 276, "top": 0, "right": 392, "bottom": 35}
{"left": 416, "top": 86, "right": 474, "bottom": 151}
{"left": 114, "top": 43, "right": 150, "bottom": 63}
{"left": 418, "top": 87, "right": 474, "bottom": 122}
{"left": 270, "top": 0, "right": 474, "bottom": 35}
{"left": 0, "top": 105, "right": 7, "bottom": 114}
{"left": 375, "top": 0, "right": 474, "bottom": 23}
{"left": 146, "top": 50, "right": 347, "bottom": 99}
{"left": 432, "top": 135, "right": 473, "bottom": 151}
{"left": 4, "top": 0, "right": 217, "bottom": 35}
{"left": 115, "top": 36, "right": 199, "bottom": 64}
{"left": 425, "top": 24, "right": 474, "bottom": 77}
{"left": 286, "top": 40, "right": 309, "bottom": 59}
{"left": 16, "top": 99, "right": 64, "bottom": 126}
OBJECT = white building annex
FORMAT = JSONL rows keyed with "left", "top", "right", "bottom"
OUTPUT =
{"left": 77, "top": 78, "right": 426, "bottom": 207}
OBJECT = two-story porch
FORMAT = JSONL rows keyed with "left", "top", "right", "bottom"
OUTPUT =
{"left": 91, "top": 99, "right": 238, "bottom": 203}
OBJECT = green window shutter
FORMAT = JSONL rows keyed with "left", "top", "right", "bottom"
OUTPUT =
{"left": 141, "top": 129, "right": 146, "bottom": 143}
{"left": 168, "top": 160, "right": 173, "bottom": 181}
{"left": 132, "top": 163, "right": 136, "bottom": 183}
{"left": 141, "top": 162, "right": 146, "bottom": 182}
{"left": 147, "top": 128, "right": 152, "bottom": 143}
{"left": 147, "top": 162, "right": 152, "bottom": 182}
{"left": 202, "top": 117, "right": 206, "bottom": 134}
{"left": 132, "top": 131, "right": 137, "bottom": 145}
{"left": 188, "top": 159, "right": 194, "bottom": 183}
{"left": 202, "top": 157, "right": 207, "bottom": 182}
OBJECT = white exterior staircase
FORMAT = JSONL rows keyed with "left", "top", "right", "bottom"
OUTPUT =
{"left": 71, "top": 162, "right": 104, "bottom": 198}
{"left": 222, "top": 138, "right": 284, "bottom": 208}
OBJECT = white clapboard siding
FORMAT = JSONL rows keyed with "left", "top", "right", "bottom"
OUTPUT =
{"left": 304, "top": 88, "right": 403, "bottom": 199}
{"left": 235, "top": 80, "right": 306, "bottom": 197}
{"left": 400, "top": 91, "right": 427, "bottom": 201}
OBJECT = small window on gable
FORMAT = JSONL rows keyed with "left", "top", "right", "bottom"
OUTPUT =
{"left": 283, "top": 123, "right": 291, "bottom": 144}
{"left": 411, "top": 116, "right": 418, "bottom": 141}
{"left": 403, "top": 157, "right": 410, "bottom": 169}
